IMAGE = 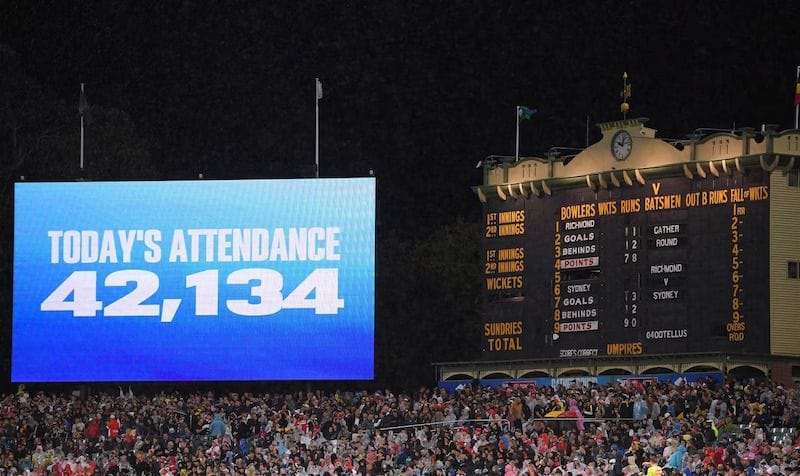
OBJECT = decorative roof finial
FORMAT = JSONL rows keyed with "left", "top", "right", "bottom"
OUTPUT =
{"left": 620, "top": 72, "right": 631, "bottom": 119}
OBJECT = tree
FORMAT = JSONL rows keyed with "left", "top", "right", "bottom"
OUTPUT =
{"left": 0, "top": 45, "right": 157, "bottom": 182}
{"left": 375, "top": 219, "right": 482, "bottom": 388}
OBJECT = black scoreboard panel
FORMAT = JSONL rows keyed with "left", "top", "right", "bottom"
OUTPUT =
{"left": 482, "top": 170, "right": 770, "bottom": 359}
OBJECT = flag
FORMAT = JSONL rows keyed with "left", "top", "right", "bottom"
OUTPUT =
{"left": 795, "top": 80, "right": 800, "bottom": 106}
{"left": 316, "top": 78, "right": 323, "bottom": 100}
{"left": 518, "top": 106, "right": 537, "bottom": 120}
{"left": 79, "top": 86, "right": 93, "bottom": 124}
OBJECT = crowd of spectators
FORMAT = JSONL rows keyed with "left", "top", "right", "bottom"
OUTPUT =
{"left": 0, "top": 376, "right": 798, "bottom": 475}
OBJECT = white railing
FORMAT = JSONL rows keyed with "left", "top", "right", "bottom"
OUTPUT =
{"left": 377, "top": 418, "right": 511, "bottom": 433}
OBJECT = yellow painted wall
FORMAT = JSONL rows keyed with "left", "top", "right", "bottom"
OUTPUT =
{"left": 770, "top": 170, "right": 800, "bottom": 356}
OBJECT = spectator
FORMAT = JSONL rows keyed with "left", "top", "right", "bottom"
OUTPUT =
{"left": 0, "top": 377, "right": 796, "bottom": 475}
{"left": 209, "top": 413, "right": 226, "bottom": 438}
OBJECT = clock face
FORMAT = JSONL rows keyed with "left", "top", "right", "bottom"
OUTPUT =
{"left": 611, "top": 130, "right": 633, "bottom": 161}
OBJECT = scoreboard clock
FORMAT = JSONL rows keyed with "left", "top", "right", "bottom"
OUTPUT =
{"left": 481, "top": 170, "right": 770, "bottom": 359}
{"left": 611, "top": 130, "right": 634, "bottom": 161}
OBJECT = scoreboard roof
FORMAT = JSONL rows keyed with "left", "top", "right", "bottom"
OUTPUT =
{"left": 474, "top": 118, "right": 800, "bottom": 200}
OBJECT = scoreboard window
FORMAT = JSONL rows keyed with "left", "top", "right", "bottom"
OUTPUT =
{"left": 790, "top": 261, "right": 800, "bottom": 280}
{"left": 789, "top": 170, "right": 800, "bottom": 187}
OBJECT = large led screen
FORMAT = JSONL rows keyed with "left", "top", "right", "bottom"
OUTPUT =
{"left": 13, "top": 178, "right": 375, "bottom": 382}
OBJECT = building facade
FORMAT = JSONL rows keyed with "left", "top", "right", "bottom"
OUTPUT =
{"left": 437, "top": 118, "right": 800, "bottom": 385}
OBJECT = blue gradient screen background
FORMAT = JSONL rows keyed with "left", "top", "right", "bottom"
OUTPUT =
{"left": 12, "top": 178, "right": 375, "bottom": 382}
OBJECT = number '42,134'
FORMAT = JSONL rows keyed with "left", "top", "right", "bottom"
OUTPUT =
{"left": 40, "top": 268, "right": 344, "bottom": 321}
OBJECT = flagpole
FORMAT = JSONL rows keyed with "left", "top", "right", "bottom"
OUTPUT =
{"left": 315, "top": 78, "right": 320, "bottom": 178}
{"left": 515, "top": 106, "right": 520, "bottom": 162}
{"left": 80, "top": 83, "right": 85, "bottom": 171}
{"left": 795, "top": 66, "right": 799, "bottom": 130}
{"left": 586, "top": 115, "right": 590, "bottom": 148}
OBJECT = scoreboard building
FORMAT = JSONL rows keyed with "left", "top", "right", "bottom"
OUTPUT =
{"left": 439, "top": 118, "right": 800, "bottom": 385}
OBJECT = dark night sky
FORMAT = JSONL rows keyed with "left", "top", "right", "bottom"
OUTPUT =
{"left": 3, "top": 1, "right": 799, "bottom": 234}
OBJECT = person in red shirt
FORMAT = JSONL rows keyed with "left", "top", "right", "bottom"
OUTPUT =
{"left": 85, "top": 418, "right": 100, "bottom": 441}
{"left": 107, "top": 414, "right": 120, "bottom": 438}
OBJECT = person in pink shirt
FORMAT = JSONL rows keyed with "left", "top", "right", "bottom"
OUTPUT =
{"left": 506, "top": 460, "right": 522, "bottom": 475}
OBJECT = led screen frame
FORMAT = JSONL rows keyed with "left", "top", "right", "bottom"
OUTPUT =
{"left": 12, "top": 178, "right": 375, "bottom": 382}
